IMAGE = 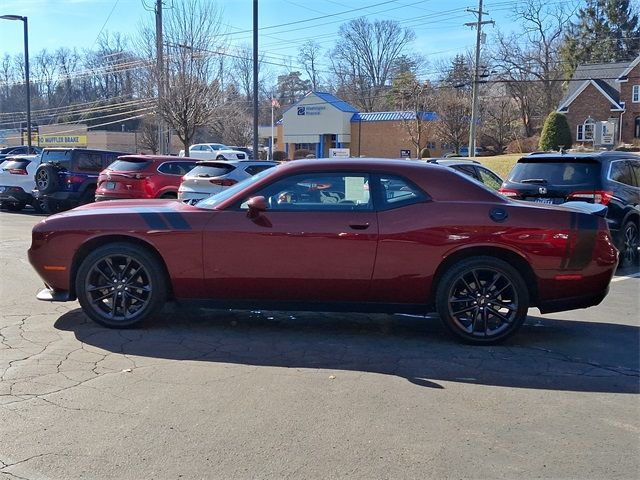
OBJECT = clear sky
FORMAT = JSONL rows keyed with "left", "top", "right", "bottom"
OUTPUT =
{"left": 0, "top": 0, "right": 537, "bottom": 80}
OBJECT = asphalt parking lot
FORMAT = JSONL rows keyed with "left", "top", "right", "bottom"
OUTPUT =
{"left": 1, "top": 209, "right": 638, "bottom": 480}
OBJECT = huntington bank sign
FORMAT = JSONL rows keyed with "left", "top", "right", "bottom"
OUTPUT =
{"left": 297, "top": 105, "right": 326, "bottom": 116}
{"left": 40, "top": 135, "right": 88, "bottom": 147}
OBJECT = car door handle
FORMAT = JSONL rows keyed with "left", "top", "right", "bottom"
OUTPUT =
{"left": 349, "top": 223, "right": 370, "bottom": 230}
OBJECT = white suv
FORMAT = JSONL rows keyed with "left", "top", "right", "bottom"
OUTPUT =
{"left": 179, "top": 160, "right": 277, "bottom": 204}
{"left": 179, "top": 143, "right": 248, "bottom": 160}
{"left": 0, "top": 154, "right": 43, "bottom": 212}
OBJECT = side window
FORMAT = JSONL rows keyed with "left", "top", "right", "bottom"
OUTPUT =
{"left": 453, "top": 164, "right": 478, "bottom": 179}
{"left": 609, "top": 161, "right": 634, "bottom": 186}
{"left": 76, "top": 153, "right": 102, "bottom": 172}
{"left": 191, "top": 145, "right": 201, "bottom": 151}
{"left": 378, "top": 174, "right": 427, "bottom": 208}
{"left": 476, "top": 167, "right": 502, "bottom": 190}
{"left": 245, "top": 165, "right": 275, "bottom": 176}
{"left": 159, "top": 162, "right": 192, "bottom": 175}
{"left": 242, "top": 172, "right": 371, "bottom": 211}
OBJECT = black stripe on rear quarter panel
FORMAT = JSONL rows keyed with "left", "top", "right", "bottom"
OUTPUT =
{"left": 139, "top": 212, "right": 168, "bottom": 230}
{"left": 161, "top": 212, "right": 191, "bottom": 230}
{"left": 567, "top": 213, "right": 598, "bottom": 269}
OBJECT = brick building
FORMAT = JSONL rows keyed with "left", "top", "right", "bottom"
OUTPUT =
{"left": 558, "top": 55, "right": 640, "bottom": 147}
{"left": 270, "top": 91, "right": 442, "bottom": 159}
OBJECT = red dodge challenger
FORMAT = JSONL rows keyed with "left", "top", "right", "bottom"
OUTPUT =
{"left": 28, "top": 159, "right": 618, "bottom": 344}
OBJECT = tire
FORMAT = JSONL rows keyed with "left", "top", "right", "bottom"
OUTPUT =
{"left": 79, "top": 188, "right": 96, "bottom": 205}
{"left": 5, "top": 202, "right": 25, "bottom": 212}
{"left": 160, "top": 192, "right": 177, "bottom": 199}
{"left": 436, "top": 256, "right": 529, "bottom": 345}
{"left": 42, "top": 198, "right": 64, "bottom": 214}
{"left": 31, "top": 198, "right": 47, "bottom": 214}
{"left": 76, "top": 242, "right": 168, "bottom": 328}
{"left": 618, "top": 219, "right": 639, "bottom": 267}
{"left": 216, "top": 155, "right": 226, "bottom": 160}
{"left": 35, "top": 163, "right": 60, "bottom": 194}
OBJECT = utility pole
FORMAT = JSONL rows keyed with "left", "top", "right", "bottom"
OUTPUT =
{"left": 252, "top": 0, "right": 259, "bottom": 160}
{"left": 155, "top": 0, "right": 166, "bottom": 154}
{"left": 465, "top": 0, "right": 493, "bottom": 158}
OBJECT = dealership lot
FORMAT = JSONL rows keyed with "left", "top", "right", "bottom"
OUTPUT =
{"left": 0, "top": 210, "right": 638, "bottom": 479}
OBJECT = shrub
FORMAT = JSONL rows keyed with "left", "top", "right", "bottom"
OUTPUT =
{"left": 539, "top": 112, "right": 572, "bottom": 151}
{"left": 293, "top": 149, "right": 314, "bottom": 159}
{"left": 273, "top": 150, "right": 287, "bottom": 161}
{"left": 419, "top": 148, "right": 431, "bottom": 158}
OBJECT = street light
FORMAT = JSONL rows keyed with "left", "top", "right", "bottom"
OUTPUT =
{"left": 1, "top": 14, "right": 32, "bottom": 149}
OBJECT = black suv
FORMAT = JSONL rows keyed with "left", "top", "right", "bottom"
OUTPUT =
{"left": 499, "top": 152, "right": 640, "bottom": 266}
{"left": 33, "top": 148, "right": 126, "bottom": 213}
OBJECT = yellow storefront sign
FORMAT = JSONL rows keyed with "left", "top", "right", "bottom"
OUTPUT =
{"left": 40, "top": 135, "right": 87, "bottom": 147}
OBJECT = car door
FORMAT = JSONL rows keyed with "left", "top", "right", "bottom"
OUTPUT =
{"left": 202, "top": 171, "right": 379, "bottom": 303}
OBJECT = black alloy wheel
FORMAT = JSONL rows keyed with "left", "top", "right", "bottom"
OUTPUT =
{"left": 619, "top": 220, "right": 639, "bottom": 267}
{"left": 436, "top": 257, "right": 529, "bottom": 344}
{"left": 76, "top": 243, "right": 167, "bottom": 328}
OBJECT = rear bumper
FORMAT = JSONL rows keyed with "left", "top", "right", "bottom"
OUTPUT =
{"left": 0, "top": 188, "right": 33, "bottom": 204}
{"left": 538, "top": 286, "right": 609, "bottom": 314}
{"left": 95, "top": 192, "right": 147, "bottom": 201}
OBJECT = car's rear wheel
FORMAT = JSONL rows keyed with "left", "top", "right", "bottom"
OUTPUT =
{"left": 160, "top": 191, "right": 177, "bottom": 199}
{"left": 31, "top": 198, "right": 47, "bottom": 213}
{"left": 76, "top": 243, "right": 167, "bottom": 328}
{"left": 619, "top": 219, "right": 639, "bottom": 267}
{"left": 436, "top": 257, "right": 529, "bottom": 344}
{"left": 216, "top": 155, "right": 226, "bottom": 160}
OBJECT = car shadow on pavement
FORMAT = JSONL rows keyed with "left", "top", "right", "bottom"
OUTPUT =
{"left": 54, "top": 307, "right": 639, "bottom": 394}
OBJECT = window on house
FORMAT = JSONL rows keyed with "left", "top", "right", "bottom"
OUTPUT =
{"left": 632, "top": 85, "right": 640, "bottom": 103}
{"left": 426, "top": 141, "right": 436, "bottom": 149}
{"left": 635, "top": 116, "right": 640, "bottom": 138}
{"left": 577, "top": 119, "right": 595, "bottom": 141}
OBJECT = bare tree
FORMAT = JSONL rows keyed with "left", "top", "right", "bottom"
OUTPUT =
{"left": 330, "top": 17, "right": 416, "bottom": 111}
{"left": 491, "top": 0, "right": 573, "bottom": 135}
{"left": 298, "top": 40, "right": 322, "bottom": 90}
{"left": 479, "top": 90, "right": 521, "bottom": 152}
{"left": 434, "top": 87, "right": 471, "bottom": 154}
{"left": 153, "top": 0, "right": 227, "bottom": 156}
{"left": 389, "top": 72, "right": 435, "bottom": 156}
{"left": 137, "top": 116, "right": 159, "bottom": 154}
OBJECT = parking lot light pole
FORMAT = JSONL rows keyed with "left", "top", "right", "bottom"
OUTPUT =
{"left": 1, "top": 15, "right": 31, "bottom": 149}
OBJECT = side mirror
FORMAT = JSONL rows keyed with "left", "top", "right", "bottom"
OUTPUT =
{"left": 246, "top": 196, "right": 267, "bottom": 218}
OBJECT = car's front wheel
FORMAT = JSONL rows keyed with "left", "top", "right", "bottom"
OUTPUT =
{"left": 436, "top": 256, "right": 529, "bottom": 344}
{"left": 76, "top": 243, "right": 167, "bottom": 328}
{"left": 619, "top": 219, "right": 639, "bottom": 267}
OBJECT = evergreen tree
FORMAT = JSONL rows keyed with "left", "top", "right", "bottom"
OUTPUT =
{"left": 539, "top": 112, "right": 572, "bottom": 151}
{"left": 442, "top": 55, "right": 473, "bottom": 91}
{"left": 561, "top": 0, "right": 640, "bottom": 78}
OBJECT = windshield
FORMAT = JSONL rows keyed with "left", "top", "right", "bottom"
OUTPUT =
{"left": 509, "top": 159, "right": 600, "bottom": 186}
{"left": 197, "top": 167, "right": 274, "bottom": 209}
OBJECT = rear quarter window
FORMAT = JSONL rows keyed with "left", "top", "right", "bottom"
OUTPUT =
{"left": 76, "top": 153, "right": 103, "bottom": 172}
{"left": 608, "top": 161, "right": 634, "bottom": 186}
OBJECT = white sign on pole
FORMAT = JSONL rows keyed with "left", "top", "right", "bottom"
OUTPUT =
{"left": 329, "top": 148, "right": 350, "bottom": 158}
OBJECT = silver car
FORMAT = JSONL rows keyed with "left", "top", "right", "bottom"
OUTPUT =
{"left": 178, "top": 160, "right": 277, "bottom": 204}
{"left": 179, "top": 143, "right": 248, "bottom": 160}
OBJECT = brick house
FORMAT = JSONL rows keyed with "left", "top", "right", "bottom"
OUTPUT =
{"left": 558, "top": 55, "right": 640, "bottom": 147}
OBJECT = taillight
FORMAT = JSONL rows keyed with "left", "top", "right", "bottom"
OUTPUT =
{"left": 66, "top": 175, "right": 85, "bottom": 184}
{"left": 8, "top": 168, "right": 27, "bottom": 175}
{"left": 567, "top": 190, "right": 613, "bottom": 205}
{"left": 209, "top": 178, "right": 237, "bottom": 186}
{"left": 498, "top": 188, "right": 519, "bottom": 198}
